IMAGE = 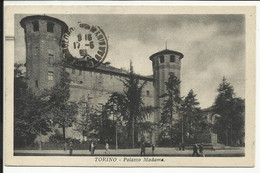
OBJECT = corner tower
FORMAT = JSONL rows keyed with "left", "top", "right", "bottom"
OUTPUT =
{"left": 149, "top": 49, "right": 184, "bottom": 141}
{"left": 20, "top": 15, "right": 68, "bottom": 94}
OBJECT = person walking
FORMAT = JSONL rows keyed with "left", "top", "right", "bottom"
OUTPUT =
{"left": 199, "top": 143, "right": 205, "bottom": 157}
{"left": 192, "top": 143, "right": 199, "bottom": 157}
{"left": 69, "top": 141, "right": 73, "bottom": 156}
{"left": 140, "top": 142, "right": 146, "bottom": 156}
{"left": 89, "top": 141, "right": 96, "bottom": 156}
{"left": 64, "top": 141, "right": 68, "bottom": 151}
{"left": 151, "top": 144, "right": 155, "bottom": 155}
{"left": 105, "top": 142, "right": 110, "bottom": 154}
{"left": 179, "top": 143, "right": 182, "bottom": 150}
{"left": 181, "top": 143, "right": 185, "bottom": 151}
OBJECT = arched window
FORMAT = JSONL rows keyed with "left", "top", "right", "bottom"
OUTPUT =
{"left": 47, "top": 22, "right": 54, "bottom": 33}
{"left": 32, "top": 21, "right": 39, "bottom": 32}
{"left": 48, "top": 54, "right": 54, "bottom": 66}
{"left": 170, "top": 55, "right": 175, "bottom": 63}
{"left": 159, "top": 56, "right": 164, "bottom": 63}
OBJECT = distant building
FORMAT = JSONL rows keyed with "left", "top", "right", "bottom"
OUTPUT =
{"left": 20, "top": 15, "right": 184, "bottom": 144}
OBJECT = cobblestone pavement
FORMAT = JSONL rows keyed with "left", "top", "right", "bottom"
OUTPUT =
{"left": 14, "top": 147, "right": 245, "bottom": 157}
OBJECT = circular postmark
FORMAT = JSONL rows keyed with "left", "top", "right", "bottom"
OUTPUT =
{"left": 61, "top": 23, "right": 108, "bottom": 68}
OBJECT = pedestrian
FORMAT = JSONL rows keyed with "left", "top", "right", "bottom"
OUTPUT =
{"left": 89, "top": 141, "right": 95, "bottom": 155}
{"left": 181, "top": 143, "right": 185, "bottom": 151}
{"left": 179, "top": 143, "right": 182, "bottom": 150}
{"left": 105, "top": 142, "right": 110, "bottom": 154}
{"left": 192, "top": 143, "right": 199, "bottom": 157}
{"left": 199, "top": 143, "right": 205, "bottom": 157}
{"left": 152, "top": 144, "right": 155, "bottom": 155}
{"left": 38, "top": 141, "right": 42, "bottom": 150}
{"left": 140, "top": 142, "right": 146, "bottom": 156}
{"left": 69, "top": 141, "right": 73, "bottom": 156}
{"left": 64, "top": 141, "right": 67, "bottom": 151}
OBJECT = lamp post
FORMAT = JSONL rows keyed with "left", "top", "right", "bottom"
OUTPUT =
{"left": 181, "top": 113, "right": 184, "bottom": 144}
{"left": 112, "top": 103, "right": 119, "bottom": 150}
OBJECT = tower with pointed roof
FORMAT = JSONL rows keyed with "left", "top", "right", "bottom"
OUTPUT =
{"left": 149, "top": 48, "right": 184, "bottom": 141}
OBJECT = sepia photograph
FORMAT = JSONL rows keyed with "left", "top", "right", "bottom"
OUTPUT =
{"left": 4, "top": 5, "right": 255, "bottom": 167}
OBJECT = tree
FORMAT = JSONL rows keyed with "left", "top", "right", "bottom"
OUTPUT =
{"left": 213, "top": 77, "right": 245, "bottom": 146}
{"left": 159, "top": 72, "right": 182, "bottom": 146}
{"left": 14, "top": 63, "right": 51, "bottom": 147}
{"left": 74, "top": 96, "right": 92, "bottom": 141}
{"left": 121, "top": 61, "right": 155, "bottom": 148}
{"left": 181, "top": 89, "right": 203, "bottom": 144}
{"left": 75, "top": 96, "right": 112, "bottom": 143}
{"left": 46, "top": 64, "right": 77, "bottom": 141}
{"left": 103, "top": 92, "right": 126, "bottom": 148}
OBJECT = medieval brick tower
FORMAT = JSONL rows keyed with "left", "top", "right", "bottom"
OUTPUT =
{"left": 20, "top": 15, "right": 68, "bottom": 94}
{"left": 149, "top": 49, "right": 184, "bottom": 140}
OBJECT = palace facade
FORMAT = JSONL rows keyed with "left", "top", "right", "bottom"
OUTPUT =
{"left": 20, "top": 15, "right": 184, "bottom": 144}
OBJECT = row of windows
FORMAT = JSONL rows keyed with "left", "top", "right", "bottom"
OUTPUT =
{"left": 71, "top": 69, "right": 118, "bottom": 79}
{"left": 159, "top": 55, "right": 176, "bottom": 63}
{"left": 36, "top": 71, "right": 151, "bottom": 97}
{"left": 30, "top": 21, "right": 54, "bottom": 33}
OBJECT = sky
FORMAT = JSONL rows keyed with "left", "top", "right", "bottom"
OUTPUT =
{"left": 15, "top": 14, "right": 245, "bottom": 109}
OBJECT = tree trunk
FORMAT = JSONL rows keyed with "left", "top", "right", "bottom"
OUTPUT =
{"left": 132, "top": 118, "right": 135, "bottom": 149}
{"left": 115, "top": 124, "right": 118, "bottom": 150}
{"left": 230, "top": 123, "right": 233, "bottom": 147}
{"left": 181, "top": 114, "right": 184, "bottom": 144}
{"left": 225, "top": 127, "right": 228, "bottom": 146}
{"left": 63, "top": 122, "right": 66, "bottom": 141}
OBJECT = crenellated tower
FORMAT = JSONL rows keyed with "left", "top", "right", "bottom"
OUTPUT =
{"left": 20, "top": 15, "right": 68, "bottom": 94}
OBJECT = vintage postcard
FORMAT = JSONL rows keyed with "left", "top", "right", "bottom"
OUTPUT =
{"left": 4, "top": 5, "right": 255, "bottom": 167}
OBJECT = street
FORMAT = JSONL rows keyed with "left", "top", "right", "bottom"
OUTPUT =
{"left": 14, "top": 147, "right": 245, "bottom": 157}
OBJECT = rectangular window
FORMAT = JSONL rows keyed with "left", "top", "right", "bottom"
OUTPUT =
{"left": 48, "top": 71, "right": 54, "bottom": 81}
{"left": 79, "top": 70, "right": 82, "bottom": 76}
{"left": 35, "top": 80, "right": 38, "bottom": 88}
{"left": 170, "top": 55, "right": 175, "bottom": 63}
{"left": 72, "top": 68, "right": 75, "bottom": 74}
{"left": 47, "top": 22, "right": 54, "bottom": 33}
{"left": 32, "top": 21, "right": 39, "bottom": 32}
{"left": 160, "top": 56, "right": 164, "bottom": 63}
{"left": 48, "top": 54, "right": 54, "bottom": 66}
{"left": 146, "top": 90, "right": 150, "bottom": 96}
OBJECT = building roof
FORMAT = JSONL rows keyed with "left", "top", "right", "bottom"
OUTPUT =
{"left": 149, "top": 49, "right": 184, "bottom": 60}
{"left": 66, "top": 62, "right": 155, "bottom": 81}
{"left": 20, "top": 15, "right": 69, "bottom": 31}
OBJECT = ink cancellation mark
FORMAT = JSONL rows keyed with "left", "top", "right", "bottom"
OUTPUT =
{"left": 61, "top": 23, "right": 108, "bottom": 68}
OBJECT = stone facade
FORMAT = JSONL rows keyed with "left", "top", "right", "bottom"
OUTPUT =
{"left": 20, "top": 15, "right": 184, "bottom": 144}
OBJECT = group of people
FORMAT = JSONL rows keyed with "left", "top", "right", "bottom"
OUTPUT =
{"left": 65, "top": 140, "right": 204, "bottom": 157}
{"left": 140, "top": 142, "right": 155, "bottom": 156}
{"left": 192, "top": 143, "right": 205, "bottom": 157}
{"left": 178, "top": 143, "right": 185, "bottom": 151}
{"left": 64, "top": 141, "right": 97, "bottom": 156}
{"left": 63, "top": 141, "right": 74, "bottom": 156}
